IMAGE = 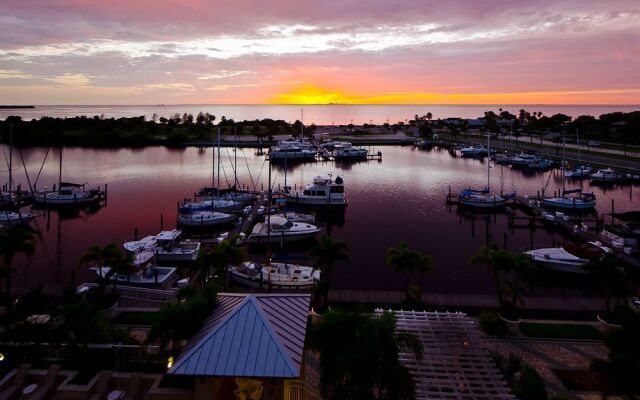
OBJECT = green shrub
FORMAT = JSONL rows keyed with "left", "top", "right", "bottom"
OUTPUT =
{"left": 479, "top": 311, "right": 507, "bottom": 336}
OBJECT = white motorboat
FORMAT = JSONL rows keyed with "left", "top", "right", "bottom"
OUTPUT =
{"left": 178, "top": 211, "right": 236, "bottom": 227}
{"left": 33, "top": 184, "right": 95, "bottom": 205}
{"left": 524, "top": 241, "right": 612, "bottom": 274}
{"left": 524, "top": 247, "right": 589, "bottom": 274}
{"left": 0, "top": 211, "right": 33, "bottom": 225}
{"left": 269, "top": 139, "right": 317, "bottom": 160}
{"left": 333, "top": 143, "right": 368, "bottom": 159}
{"left": 460, "top": 146, "right": 487, "bottom": 156}
{"left": 124, "top": 229, "right": 201, "bottom": 261}
{"left": 590, "top": 168, "right": 618, "bottom": 183}
{"left": 509, "top": 153, "right": 538, "bottom": 166}
{"left": 282, "top": 175, "right": 347, "bottom": 206}
{"left": 321, "top": 140, "right": 350, "bottom": 151}
{"left": 246, "top": 216, "right": 322, "bottom": 243}
{"left": 229, "top": 261, "right": 320, "bottom": 289}
{"left": 179, "top": 199, "right": 241, "bottom": 213}
{"left": 271, "top": 212, "right": 316, "bottom": 223}
{"left": 565, "top": 166, "right": 593, "bottom": 178}
{"left": 542, "top": 190, "right": 596, "bottom": 210}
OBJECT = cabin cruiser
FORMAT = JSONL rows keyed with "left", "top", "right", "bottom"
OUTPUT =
{"left": 590, "top": 168, "right": 618, "bottom": 183}
{"left": 509, "top": 153, "right": 538, "bottom": 167}
{"left": 321, "top": 140, "right": 349, "bottom": 151}
{"left": 283, "top": 175, "right": 347, "bottom": 206}
{"left": 524, "top": 241, "right": 612, "bottom": 274}
{"left": 0, "top": 211, "right": 33, "bottom": 225}
{"left": 460, "top": 146, "right": 487, "bottom": 156}
{"left": 246, "top": 216, "right": 322, "bottom": 243}
{"left": 177, "top": 211, "right": 236, "bottom": 227}
{"left": 269, "top": 139, "right": 317, "bottom": 160}
{"left": 542, "top": 189, "right": 596, "bottom": 210}
{"left": 92, "top": 250, "right": 177, "bottom": 286}
{"left": 229, "top": 261, "right": 320, "bottom": 289}
{"left": 333, "top": 143, "right": 368, "bottom": 159}
{"left": 565, "top": 166, "right": 593, "bottom": 178}
{"left": 179, "top": 198, "right": 241, "bottom": 213}
{"left": 32, "top": 183, "right": 96, "bottom": 205}
{"left": 124, "top": 229, "right": 201, "bottom": 261}
{"left": 458, "top": 188, "right": 508, "bottom": 209}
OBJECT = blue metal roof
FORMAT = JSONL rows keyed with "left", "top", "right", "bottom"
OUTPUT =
{"left": 169, "top": 293, "right": 310, "bottom": 378}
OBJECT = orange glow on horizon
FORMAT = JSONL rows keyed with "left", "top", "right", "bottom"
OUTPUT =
{"left": 269, "top": 84, "right": 640, "bottom": 105}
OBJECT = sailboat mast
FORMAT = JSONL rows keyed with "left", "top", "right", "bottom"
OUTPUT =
{"left": 562, "top": 138, "right": 566, "bottom": 193}
{"left": 234, "top": 125, "right": 238, "bottom": 189}
{"left": 576, "top": 129, "right": 581, "bottom": 166}
{"left": 8, "top": 122, "right": 13, "bottom": 193}
{"left": 217, "top": 127, "right": 221, "bottom": 196}
{"left": 58, "top": 137, "right": 63, "bottom": 190}
{"left": 211, "top": 132, "right": 215, "bottom": 196}
{"left": 487, "top": 132, "right": 491, "bottom": 191}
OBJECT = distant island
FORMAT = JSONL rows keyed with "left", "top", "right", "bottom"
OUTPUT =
{"left": 0, "top": 105, "right": 35, "bottom": 109}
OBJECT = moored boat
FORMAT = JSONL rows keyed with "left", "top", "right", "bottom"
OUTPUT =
{"left": 177, "top": 211, "right": 236, "bottom": 227}
{"left": 590, "top": 168, "right": 618, "bottom": 183}
{"left": 542, "top": 190, "right": 596, "bottom": 210}
{"left": 246, "top": 216, "right": 322, "bottom": 244}
{"left": 124, "top": 229, "right": 201, "bottom": 261}
{"left": 229, "top": 261, "right": 320, "bottom": 289}
{"left": 282, "top": 174, "right": 347, "bottom": 206}
{"left": 333, "top": 144, "right": 368, "bottom": 159}
{"left": 524, "top": 241, "right": 612, "bottom": 274}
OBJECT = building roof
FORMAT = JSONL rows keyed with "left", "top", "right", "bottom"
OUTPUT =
{"left": 376, "top": 310, "right": 515, "bottom": 400}
{"left": 169, "top": 293, "right": 310, "bottom": 378}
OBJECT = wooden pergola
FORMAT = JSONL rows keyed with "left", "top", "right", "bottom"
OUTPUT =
{"left": 376, "top": 310, "right": 515, "bottom": 400}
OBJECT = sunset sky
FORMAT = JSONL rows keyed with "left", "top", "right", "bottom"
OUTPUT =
{"left": 1, "top": 0, "right": 639, "bottom": 105}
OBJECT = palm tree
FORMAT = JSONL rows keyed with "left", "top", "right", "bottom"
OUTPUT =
{"left": 310, "top": 309, "right": 422, "bottom": 400}
{"left": 308, "top": 235, "right": 349, "bottom": 312}
{"left": 200, "top": 235, "right": 247, "bottom": 288}
{"left": 586, "top": 254, "right": 628, "bottom": 319}
{"left": 386, "top": 241, "right": 431, "bottom": 301}
{"left": 469, "top": 242, "right": 516, "bottom": 308}
{"left": 0, "top": 226, "right": 37, "bottom": 304}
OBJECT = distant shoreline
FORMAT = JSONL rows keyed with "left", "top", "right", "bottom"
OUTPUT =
{"left": 0, "top": 105, "right": 35, "bottom": 109}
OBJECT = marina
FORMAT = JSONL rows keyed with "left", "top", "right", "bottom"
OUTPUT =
{"left": 1, "top": 144, "right": 637, "bottom": 298}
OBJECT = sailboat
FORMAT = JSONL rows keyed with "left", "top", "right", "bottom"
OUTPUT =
{"left": 247, "top": 147, "right": 322, "bottom": 244}
{"left": 542, "top": 138, "right": 596, "bottom": 210}
{"left": 458, "top": 133, "right": 510, "bottom": 209}
{"left": 565, "top": 129, "right": 592, "bottom": 178}
{"left": 32, "top": 145, "right": 98, "bottom": 205}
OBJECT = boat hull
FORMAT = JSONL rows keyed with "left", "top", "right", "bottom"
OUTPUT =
{"left": 542, "top": 199, "right": 595, "bottom": 210}
{"left": 246, "top": 229, "right": 321, "bottom": 244}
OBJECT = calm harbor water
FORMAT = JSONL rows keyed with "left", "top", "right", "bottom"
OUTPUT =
{"left": 2, "top": 104, "right": 639, "bottom": 124}
{"left": 4, "top": 145, "right": 639, "bottom": 296}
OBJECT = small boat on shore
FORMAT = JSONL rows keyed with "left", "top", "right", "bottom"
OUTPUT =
{"left": 524, "top": 241, "right": 612, "bottom": 274}
{"left": 246, "top": 216, "right": 322, "bottom": 244}
{"left": 124, "top": 229, "right": 201, "bottom": 261}
{"left": 177, "top": 211, "right": 236, "bottom": 227}
{"left": 282, "top": 175, "right": 347, "bottom": 206}
{"left": 229, "top": 261, "right": 320, "bottom": 289}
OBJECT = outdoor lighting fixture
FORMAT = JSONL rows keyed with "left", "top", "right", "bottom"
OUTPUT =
{"left": 167, "top": 356, "right": 174, "bottom": 369}
{"left": 0, "top": 353, "right": 4, "bottom": 361}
